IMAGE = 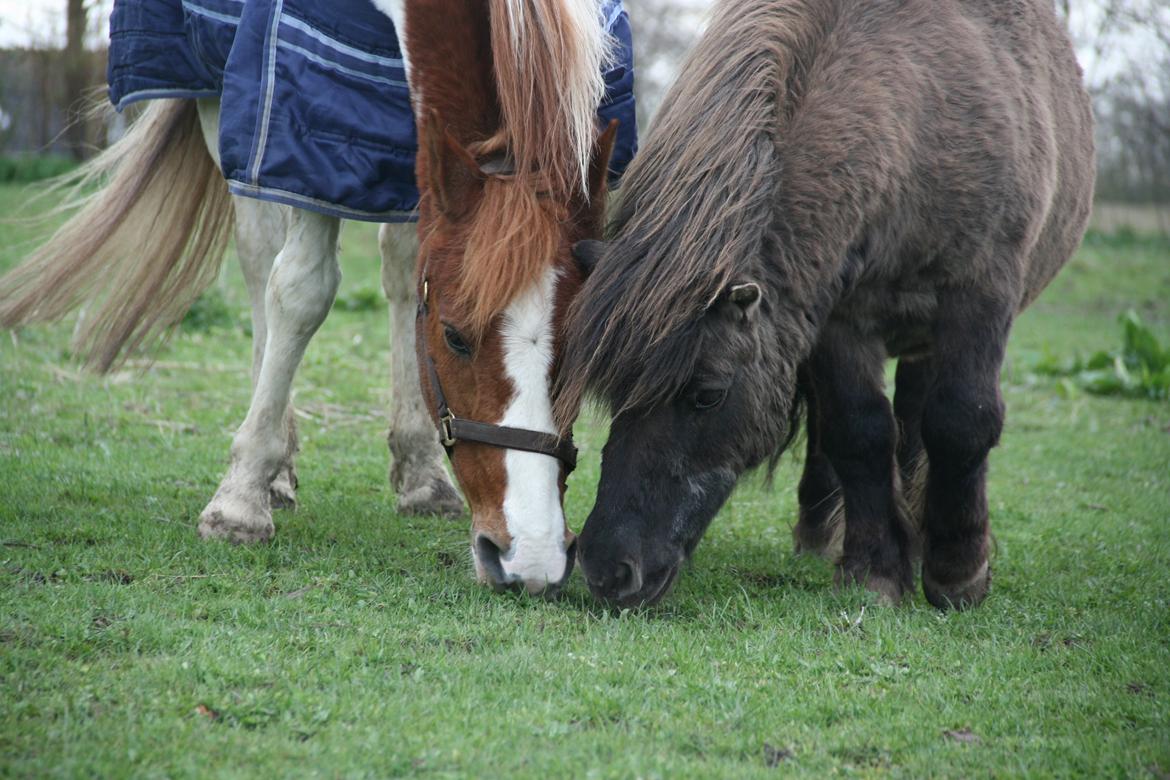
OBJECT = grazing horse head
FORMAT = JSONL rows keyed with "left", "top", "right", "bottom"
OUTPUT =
{"left": 404, "top": 0, "right": 619, "bottom": 594}
{"left": 558, "top": 237, "right": 796, "bottom": 607}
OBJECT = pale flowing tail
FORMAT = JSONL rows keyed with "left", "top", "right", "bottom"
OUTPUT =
{"left": 488, "top": 0, "right": 612, "bottom": 198}
{"left": 0, "top": 99, "right": 234, "bottom": 372}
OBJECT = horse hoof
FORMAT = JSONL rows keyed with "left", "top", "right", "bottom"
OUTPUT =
{"left": 269, "top": 467, "right": 298, "bottom": 511}
{"left": 835, "top": 566, "right": 907, "bottom": 606}
{"left": 198, "top": 494, "right": 274, "bottom": 544}
{"left": 396, "top": 476, "right": 464, "bottom": 518}
{"left": 923, "top": 561, "right": 990, "bottom": 611}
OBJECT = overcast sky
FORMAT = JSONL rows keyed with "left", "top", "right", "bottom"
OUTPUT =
{"left": 0, "top": 0, "right": 109, "bottom": 47}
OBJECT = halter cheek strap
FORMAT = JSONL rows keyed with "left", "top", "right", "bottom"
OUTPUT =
{"left": 417, "top": 278, "right": 578, "bottom": 475}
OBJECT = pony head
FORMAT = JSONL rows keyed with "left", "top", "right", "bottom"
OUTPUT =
{"left": 402, "top": 0, "right": 620, "bottom": 595}
{"left": 415, "top": 112, "right": 617, "bottom": 595}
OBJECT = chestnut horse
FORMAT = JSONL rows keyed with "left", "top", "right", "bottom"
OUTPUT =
{"left": 0, "top": 0, "right": 627, "bottom": 595}
{"left": 402, "top": 0, "right": 623, "bottom": 592}
{"left": 559, "top": 0, "right": 1094, "bottom": 608}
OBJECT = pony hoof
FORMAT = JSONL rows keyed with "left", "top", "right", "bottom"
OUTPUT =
{"left": 923, "top": 561, "right": 990, "bottom": 611}
{"left": 834, "top": 566, "right": 907, "bottom": 606}
{"left": 396, "top": 476, "right": 464, "bottom": 518}
{"left": 269, "top": 467, "right": 298, "bottom": 511}
{"left": 197, "top": 495, "right": 274, "bottom": 544}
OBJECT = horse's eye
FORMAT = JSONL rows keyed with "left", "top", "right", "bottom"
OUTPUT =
{"left": 691, "top": 386, "right": 727, "bottom": 411}
{"left": 443, "top": 324, "right": 471, "bottom": 357}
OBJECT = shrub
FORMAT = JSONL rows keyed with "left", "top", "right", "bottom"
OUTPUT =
{"left": 0, "top": 155, "right": 80, "bottom": 183}
{"left": 1035, "top": 310, "right": 1170, "bottom": 401}
{"left": 181, "top": 288, "right": 238, "bottom": 333}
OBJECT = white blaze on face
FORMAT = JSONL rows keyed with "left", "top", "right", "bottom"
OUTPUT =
{"left": 496, "top": 266, "right": 569, "bottom": 591}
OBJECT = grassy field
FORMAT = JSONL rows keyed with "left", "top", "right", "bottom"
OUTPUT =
{"left": 1, "top": 181, "right": 1168, "bottom": 778}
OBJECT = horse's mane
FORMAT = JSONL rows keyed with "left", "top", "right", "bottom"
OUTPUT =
{"left": 490, "top": 0, "right": 613, "bottom": 199}
{"left": 460, "top": 0, "right": 611, "bottom": 329}
{"left": 557, "top": 0, "right": 837, "bottom": 421}
{"left": 412, "top": 0, "right": 612, "bottom": 330}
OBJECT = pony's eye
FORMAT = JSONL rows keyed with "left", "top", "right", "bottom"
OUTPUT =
{"left": 443, "top": 324, "right": 472, "bottom": 357}
{"left": 691, "top": 386, "right": 727, "bottom": 411}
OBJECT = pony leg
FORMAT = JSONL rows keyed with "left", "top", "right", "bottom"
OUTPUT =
{"left": 793, "top": 372, "right": 844, "bottom": 560}
{"left": 893, "top": 355, "right": 936, "bottom": 532}
{"left": 196, "top": 98, "right": 299, "bottom": 510}
{"left": 919, "top": 294, "right": 1009, "bottom": 610}
{"left": 809, "top": 323, "right": 915, "bottom": 605}
{"left": 378, "top": 222, "right": 464, "bottom": 517}
{"left": 198, "top": 210, "right": 341, "bottom": 542}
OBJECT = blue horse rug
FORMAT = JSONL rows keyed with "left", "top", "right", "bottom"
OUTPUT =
{"left": 108, "top": 0, "right": 638, "bottom": 222}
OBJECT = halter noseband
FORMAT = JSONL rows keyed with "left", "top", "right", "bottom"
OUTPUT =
{"left": 417, "top": 277, "right": 578, "bottom": 475}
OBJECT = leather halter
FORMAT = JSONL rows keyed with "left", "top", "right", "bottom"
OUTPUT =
{"left": 417, "top": 277, "right": 578, "bottom": 474}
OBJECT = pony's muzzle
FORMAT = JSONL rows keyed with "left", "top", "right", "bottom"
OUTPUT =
{"left": 582, "top": 555, "right": 644, "bottom": 604}
{"left": 474, "top": 532, "right": 574, "bottom": 598}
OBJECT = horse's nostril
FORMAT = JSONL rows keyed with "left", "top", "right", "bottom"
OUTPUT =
{"left": 612, "top": 558, "right": 643, "bottom": 601}
{"left": 474, "top": 534, "right": 511, "bottom": 590}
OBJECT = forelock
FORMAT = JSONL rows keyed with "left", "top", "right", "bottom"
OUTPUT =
{"left": 454, "top": 176, "right": 566, "bottom": 332}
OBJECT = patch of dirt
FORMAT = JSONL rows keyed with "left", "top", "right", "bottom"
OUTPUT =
{"left": 442, "top": 638, "right": 478, "bottom": 653}
{"left": 833, "top": 745, "right": 891, "bottom": 768}
{"left": 85, "top": 569, "right": 134, "bottom": 585}
{"left": 1031, "top": 633, "right": 1087, "bottom": 651}
{"left": 194, "top": 704, "right": 221, "bottom": 721}
{"left": 763, "top": 743, "right": 794, "bottom": 767}
{"left": 568, "top": 714, "right": 625, "bottom": 732}
{"left": 43, "top": 532, "right": 102, "bottom": 547}
{"left": 90, "top": 614, "right": 118, "bottom": 631}
{"left": 6, "top": 566, "right": 64, "bottom": 585}
{"left": 1127, "top": 682, "right": 1154, "bottom": 698}
{"left": 736, "top": 569, "right": 818, "bottom": 591}
{"left": 282, "top": 584, "right": 320, "bottom": 600}
{"left": 943, "top": 728, "right": 981, "bottom": 744}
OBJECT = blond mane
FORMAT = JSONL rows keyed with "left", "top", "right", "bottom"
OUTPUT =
{"left": 489, "top": 0, "right": 612, "bottom": 198}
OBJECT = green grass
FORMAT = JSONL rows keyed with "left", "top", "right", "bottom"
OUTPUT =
{"left": 0, "top": 155, "right": 80, "bottom": 184}
{"left": 2, "top": 181, "right": 1168, "bottom": 778}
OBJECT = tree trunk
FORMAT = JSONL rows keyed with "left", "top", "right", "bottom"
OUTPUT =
{"left": 63, "top": 0, "right": 88, "bottom": 159}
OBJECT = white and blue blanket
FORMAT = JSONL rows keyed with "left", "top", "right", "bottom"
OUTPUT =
{"left": 108, "top": 0, "right": 638, "bottom": 221}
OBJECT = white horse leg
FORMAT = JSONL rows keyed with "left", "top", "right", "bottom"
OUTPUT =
{"left": 199, "top": 210, "right": 341, "bottom": 542}
{"left": 379, "top": 222, "right": 463, "bottom": 517}
{"left": 197, "top": 98, "right": 299, "bottom": 510}
{"left": 234, "top": 198, "right": 300, "bottom": 509}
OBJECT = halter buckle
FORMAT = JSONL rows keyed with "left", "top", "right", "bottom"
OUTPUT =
{"left": 439, "top": 411, "right": 457, "bottom": 448}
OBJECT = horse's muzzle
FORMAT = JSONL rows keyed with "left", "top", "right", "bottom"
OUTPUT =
{"left": 475, "top": 533, "right": 576, "bottom": 599}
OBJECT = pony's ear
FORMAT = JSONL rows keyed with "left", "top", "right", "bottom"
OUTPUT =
{"left": 571, "top": 239, "right": 607, "bottom": 277}
{"left": 725, "top": 281, "right": 762, "bottom": 319}
{"left": 424, "top": 109, "right": 483, "bottom": 220}
{"left": 587, "top": 119, "right": 620, "bottom": 201}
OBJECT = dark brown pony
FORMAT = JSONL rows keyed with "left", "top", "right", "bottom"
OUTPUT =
{"left": 405, "top": 0, "right": 617, "bottom": 594}
{"left": 558, "top": 0, "right": 1094, "bottom": 608}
